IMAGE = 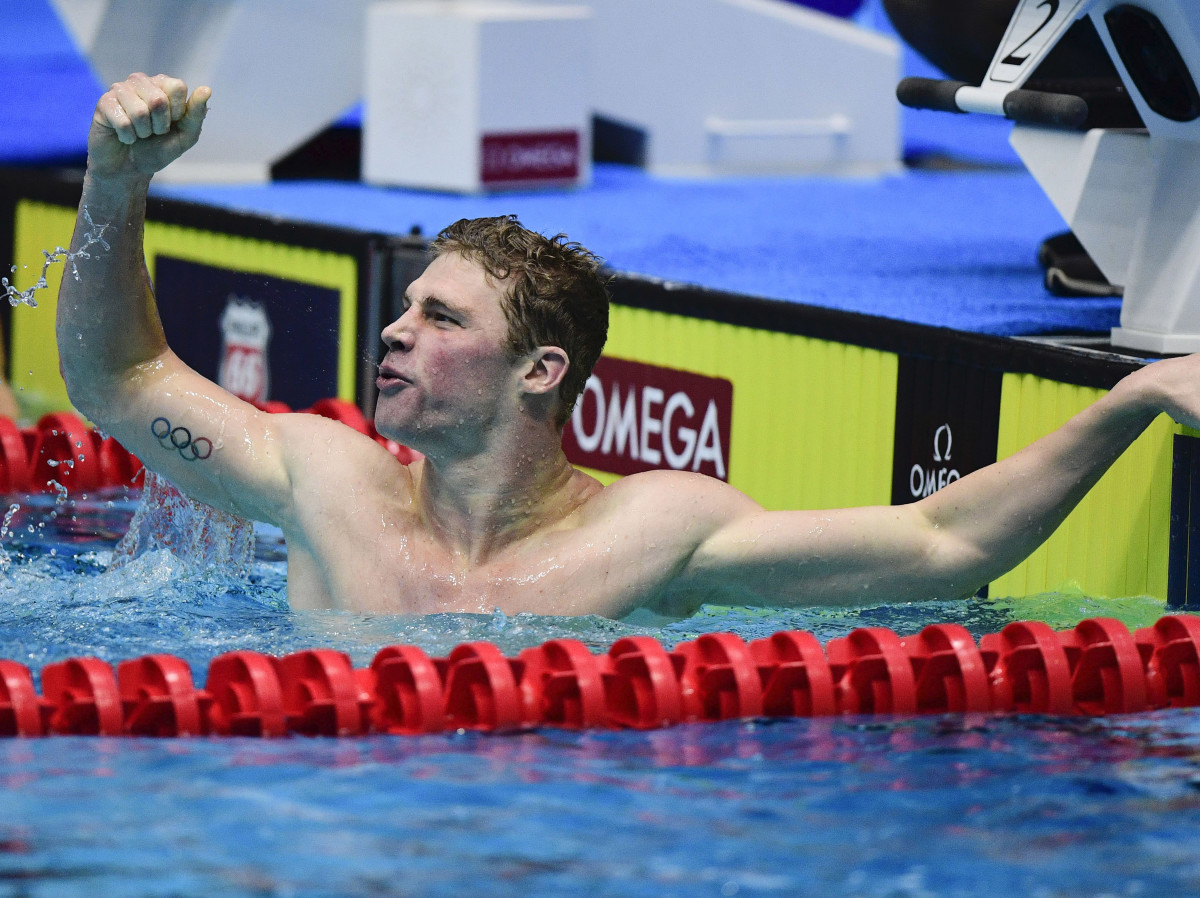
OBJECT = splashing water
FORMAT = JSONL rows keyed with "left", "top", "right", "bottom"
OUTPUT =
{"left": 110, "top": 470, "right": 255, "bottom": 577}
{"left": 0, "top": 503, "right": 19, "bottom": 571}
{"left": 1, "top": 206, "right": 110, "bottom": 308}
{"left": 46, "top": 479, "right": 69, "bottom": 503}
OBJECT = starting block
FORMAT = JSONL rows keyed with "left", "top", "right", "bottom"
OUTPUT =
{"left": 581, "top": 0, "right": 901, "bottom": 176}
{"left": 899, "top": 1, "right": 1200, "bottom": 354}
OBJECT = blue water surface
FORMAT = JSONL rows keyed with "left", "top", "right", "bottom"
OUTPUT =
{"left": 0, "top": 491, "right": 1196, "bottom": 898}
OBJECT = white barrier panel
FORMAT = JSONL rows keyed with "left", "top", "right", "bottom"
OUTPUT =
{"left": 562, "top": 0, "right": 901, "bottom": 176}
{"left": 362, "top": 1, "right": 592, "bottom": 193}
{"left": 49, "top": 0, "right": 371, "bottom": 182}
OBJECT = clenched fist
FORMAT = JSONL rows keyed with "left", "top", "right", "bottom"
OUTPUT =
{"left": 88, "top": 72, "right": 210, "bottom": 180}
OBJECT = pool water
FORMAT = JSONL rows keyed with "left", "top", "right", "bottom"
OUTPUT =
{"left": 0, "top": 490, "right": 1198, "bottom": 897}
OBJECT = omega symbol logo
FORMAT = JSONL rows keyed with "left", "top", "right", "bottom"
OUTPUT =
{"left": 933, "top": 424, "right": 952, "bottom": 462}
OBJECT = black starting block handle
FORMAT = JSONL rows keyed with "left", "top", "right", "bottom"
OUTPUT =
{"left": 1002, "top": 88, "right": 1089, "bottom": 128}
{"left": 896, "top": 77, "right": 970, "bottom": 114}
{"left": 897, "top": 77, "right": 1089, "bottom": 129}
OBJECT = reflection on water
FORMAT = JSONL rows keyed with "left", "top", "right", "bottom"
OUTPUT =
{"left": 0, "top": 711, "right": 1198, "bottom": 897}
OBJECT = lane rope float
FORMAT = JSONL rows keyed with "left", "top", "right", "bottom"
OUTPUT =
{"left": 1, "top": 614, "right": 1197, "bottom": 737}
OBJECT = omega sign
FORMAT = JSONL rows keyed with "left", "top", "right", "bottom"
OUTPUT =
{"left": 563, "top": 357, "right": 733, "bottom": 481}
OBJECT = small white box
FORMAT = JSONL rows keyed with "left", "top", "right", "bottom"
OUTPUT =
{"left": 363, "top": 1, "right": 592, "bottom": 192}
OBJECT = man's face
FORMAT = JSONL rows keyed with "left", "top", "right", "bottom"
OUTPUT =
{"left": 374, "top": 253, "right": 519, "bottom": 450}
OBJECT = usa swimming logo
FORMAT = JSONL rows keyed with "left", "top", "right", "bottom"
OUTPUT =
{"left": 218, "top": 295, "right": 272, "bottom": 404}
{"left": 564, "top": 357, "right": 733, "bottom": 481}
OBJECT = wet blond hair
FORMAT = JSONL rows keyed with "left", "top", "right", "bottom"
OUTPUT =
{"left": 432, "top": 215, "right": 610, "bottom": 427}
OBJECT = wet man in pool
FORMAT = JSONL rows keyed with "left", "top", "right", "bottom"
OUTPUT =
{"left": 57, "top": 74, "right": 1200, "bottom": 618}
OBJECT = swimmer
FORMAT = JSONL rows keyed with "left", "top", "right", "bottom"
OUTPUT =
{"left": 55, "top": 73, "right": 1200, "bottom": 618}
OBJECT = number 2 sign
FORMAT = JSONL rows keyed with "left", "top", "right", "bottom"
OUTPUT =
{"left": 985, "top": 0, "right": 1094, "bottom": 86}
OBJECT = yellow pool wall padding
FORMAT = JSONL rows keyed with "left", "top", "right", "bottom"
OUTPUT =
{"left": 988, "top": 371, "right": 1179, "bottom": 601}
{"left": 600, "top": 303, "right": 899, "bottom": 512}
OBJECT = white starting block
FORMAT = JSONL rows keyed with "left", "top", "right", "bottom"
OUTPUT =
{"left": 898, "top": 0, "right": 1200, "bottom": 354}
{"left": 362, "top": 2, "right": 592, "bottom": 193}
{"left": 48, "top": 0, "right": 372, "bottom": 182}
{"left": 573, "top": 0, "right": 901, "bottom": 177}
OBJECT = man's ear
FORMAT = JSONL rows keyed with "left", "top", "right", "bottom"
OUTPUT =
{"left": 521, "top": 346, "right": 570, "bottom": 396}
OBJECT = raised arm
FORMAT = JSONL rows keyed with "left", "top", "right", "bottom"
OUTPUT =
{"left": 57, "top": 74, "right": 294, "bottom": 524}
{"left": 667, "top": 355, "right": 1200, "bottom": 611}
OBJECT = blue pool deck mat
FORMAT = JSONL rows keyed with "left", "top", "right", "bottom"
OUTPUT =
{"left": 150, "top": 165, "right": 1112, "bottom": 339}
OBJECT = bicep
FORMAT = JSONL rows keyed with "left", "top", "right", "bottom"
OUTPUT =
{"left": 95, "top": 351, "right": 293, "bottom": 523}
{"left": 681, "top": 503, "right": 974, "bottom": 606}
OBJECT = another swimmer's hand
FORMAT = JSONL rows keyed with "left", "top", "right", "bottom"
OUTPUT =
{"left": 87, "top": 73, "right": 210, "bottom": 181}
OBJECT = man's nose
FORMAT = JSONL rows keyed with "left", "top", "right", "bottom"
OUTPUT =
{"left": 381, "top": 309, "right": 414, "bottom": 349}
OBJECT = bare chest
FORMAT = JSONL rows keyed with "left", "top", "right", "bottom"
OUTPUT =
{"left": 285, "top": 506, "right": 665, "bottom": 618}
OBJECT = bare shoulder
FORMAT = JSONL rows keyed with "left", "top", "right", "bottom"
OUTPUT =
{"left": 577, "top": 469, "right": 760, "bottom": 534}
{"left": 555, "top": 470, "right": 760, "bottom": 617}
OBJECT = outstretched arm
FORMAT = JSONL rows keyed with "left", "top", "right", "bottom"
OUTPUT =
{"left": 666, "top": 356, "right": 1199, "bottom": 610}
{"left": 57, "top": 74, "right": 296, "bottom": 524}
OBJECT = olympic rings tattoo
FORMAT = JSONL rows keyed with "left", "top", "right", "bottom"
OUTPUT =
{"left": 150, "top": 416, "right": 213, "bottom": 461}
